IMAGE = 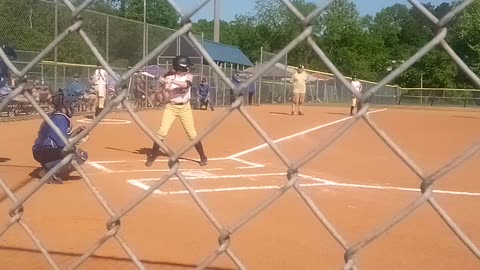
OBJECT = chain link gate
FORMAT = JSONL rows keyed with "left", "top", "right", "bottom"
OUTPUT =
{"left": 1, "top": 0, "right": 480, "bottom": 269}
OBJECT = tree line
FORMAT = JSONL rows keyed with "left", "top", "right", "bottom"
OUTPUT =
{"left": 0, "top": 0, "right": 478, "bottom": 90}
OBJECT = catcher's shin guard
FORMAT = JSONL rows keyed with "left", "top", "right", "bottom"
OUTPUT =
{"left": 75, "top": 148, "right": 88, "bottom": 165}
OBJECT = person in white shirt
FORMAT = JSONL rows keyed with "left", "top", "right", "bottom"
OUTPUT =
{"left": 350, "top": 74, "right": 363, "bottom": 116}
{"left": 92, "top": 61, "right": 108, "bottom": 117}
{"left": 145, "top": 55, "right": 208, "bottom": 167}
{"left": 290, "top": 65, "right": 308, "bottom": 115}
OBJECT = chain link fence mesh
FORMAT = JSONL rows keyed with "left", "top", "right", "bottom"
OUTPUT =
{"left": 1, "top": 0, "right": 480, "bottom": 269}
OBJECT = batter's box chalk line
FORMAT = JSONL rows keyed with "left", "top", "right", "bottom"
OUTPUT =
{"left": 86, "top": 157, "right": 265, "bottom": 173}
{"left": 77, "top": 118, "right": 132, "bottom": 125}
{"left": 127, "top": 173, "right": 480, "bottom": 197}
{"left": 126, "top": 173, "right": 334, "bottom": 195}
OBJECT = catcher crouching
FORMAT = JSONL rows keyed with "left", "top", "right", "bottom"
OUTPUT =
{"left": 32, "top": 89, "right": 89, "bottom": 184}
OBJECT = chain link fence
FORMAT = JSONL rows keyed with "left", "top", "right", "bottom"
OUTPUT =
{"left": 1, "top": 0, "right": 480, "bottom": 269}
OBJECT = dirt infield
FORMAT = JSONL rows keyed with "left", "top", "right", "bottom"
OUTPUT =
{"left": 0, "top": 104, "right": 479, "bottom": 270}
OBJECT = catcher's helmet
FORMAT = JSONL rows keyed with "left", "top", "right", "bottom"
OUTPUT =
{"left": 173, "top": 55, "right": 192, "bottom": 72}
{"left": 52, "top": 88, "right": 78, "bottom": 117}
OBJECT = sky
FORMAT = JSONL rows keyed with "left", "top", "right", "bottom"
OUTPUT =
{"left": 174, "top": 0, "right": 453, "bottom": 22}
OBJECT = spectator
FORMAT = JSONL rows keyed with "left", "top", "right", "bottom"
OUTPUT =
{"left": 66, "top": 73, "right": 86, "bottom": 98}
{"left": 230, "top": 70, "right": 241, "bottom": 104}
{"left": 248, "top": 79, "right": 256, "bottom": 105}
{"left": 290, "top": 65, "right": 308, "bottom": 115}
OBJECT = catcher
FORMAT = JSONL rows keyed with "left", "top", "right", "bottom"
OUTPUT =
{"left": 32, "top": 89, "right": 89, "bottom": 184}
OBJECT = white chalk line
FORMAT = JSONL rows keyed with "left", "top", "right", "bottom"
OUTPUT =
{"left": 143, "top": 183, "right": 331, "bottom": 195}
{"left": 228, "top": 108, "right": 388, "bottom": 159}
{"left": 108, "top": 168, "right": 225, "bottom": 173}
{"left": 128, "top": 172, "right": 288, "bottom": 182}
{"left": 86, "top": 157, "right": 265, "bottom": 173}
{"left": 126, "top": 172, "right": 480, "bottom": 197}
{"left": 229, "top": 157, "right": 265, "bottom": 168}
{"left": 88, "top": 157, "right": 228, "bottom": 164}
{"left": 327, "top": 182, "right": 480, "bottom": 197}
{"left": 88, "top": 162, "right": 114, "bottom": 173}
{"left": 77, "top": 118, "right": 132, "bottom": 125}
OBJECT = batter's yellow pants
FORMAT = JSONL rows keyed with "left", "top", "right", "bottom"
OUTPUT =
{"left": 95, "top": 84, "right": 107, "bottom": 109}
{"left": 156, "top": 102, "right": 198, "bottom": 140}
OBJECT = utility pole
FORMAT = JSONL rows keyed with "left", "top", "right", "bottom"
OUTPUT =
{"left": 214, "top": 0, "right": 220, "bottom": 42}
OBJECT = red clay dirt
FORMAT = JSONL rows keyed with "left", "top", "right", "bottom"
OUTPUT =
{"left": 0, "top": 104, "right": 479, "bottom": 270}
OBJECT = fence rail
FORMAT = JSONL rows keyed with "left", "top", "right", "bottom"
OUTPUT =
{"left": 1, "top": 0, "right": 480, "bottom": 269}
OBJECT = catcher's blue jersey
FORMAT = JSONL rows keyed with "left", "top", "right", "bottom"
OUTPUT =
{"left": 33, "top": 113, "right": 72, "bottom": 150}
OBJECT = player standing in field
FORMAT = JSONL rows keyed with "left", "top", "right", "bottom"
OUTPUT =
{"left": 349, "top": 74, "right": 363, "bottom": 116}
{"left": 92, "top": 61, "right": 108, "bottom": 118}
{"left": 145, "top": 55, "right": 208, "bottom": 167}
{"left": 197, "top": 76, "right": 214, "bottom": 111}
{"left": 290, "top": 65, "right": 308, "bottom": 115}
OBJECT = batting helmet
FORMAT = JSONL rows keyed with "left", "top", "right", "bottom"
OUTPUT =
{"left": 173, "top": 55, "right": 192, "bottom": 72}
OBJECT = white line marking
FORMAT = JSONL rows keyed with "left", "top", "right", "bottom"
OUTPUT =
{"left": 127, "top": 180, "right": 162, "bottom": 194}
{"left": 127, "top": 172, "right": 480, "bottom": 197}
{"left": 77, "top": 118, "right": 132, "bottom": 125}
{"left": 88, "top": 162, "right": 113, "bottom": 173}
{"left": 130, "top": 172, "right": 288, "bottom": 182}
{"left": 90, "top": 157, "right": 228, "bottom": 164}
{"left": 328, "top": 182, "right": 480, "bottom": 197}
{"left": 102, "top": 168, "right": 224, "bottom": 173}
{"left": 230, "top": 157, "right": 265, "bottom": 168}
{"left": 228, "top": 108, "right": 388, "bottom": 158}
{"left": 181, "top": 171, "right": 216, "bottom": 177}
{"left": 298, "top": 174, "right": 337, "bottom": 185}
{"left": 134, "top": 183, "right": 331, "bottom": 195}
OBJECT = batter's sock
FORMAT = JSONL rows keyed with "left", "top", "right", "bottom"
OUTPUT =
{"left": 350, "top": 106, "right": 354, "bottom": 116}
{"left": 145, "top": 142, "right": 161, "bottom": 167}
{"left": 194, "top": 142, "right": 208, "bottom": 166}
{"left": 151, "top": 142, "right": 160, "bottom": 156}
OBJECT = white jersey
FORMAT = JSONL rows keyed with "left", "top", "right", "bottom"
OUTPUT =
{"left": 166, "top": 73, "right": 193, "bottom": 103}
{"left": 93, "top": 68, "right": 108, "bottom": 85}
{"left": 351, "top": 80, "right": 362, "bottom": 93}
{"left": 291, "top": 71, "right": 308, "bottom": 93}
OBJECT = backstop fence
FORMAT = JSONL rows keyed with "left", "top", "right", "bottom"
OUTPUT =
{"left": 1, "top": 0, "right": 480, "bottom": 270}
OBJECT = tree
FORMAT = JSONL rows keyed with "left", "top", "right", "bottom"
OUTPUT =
{"left": 124, "top": 0, "right": 179, "bottom": 29}
{"left": 450, "top": 0, "right": 480, "bottom": 87}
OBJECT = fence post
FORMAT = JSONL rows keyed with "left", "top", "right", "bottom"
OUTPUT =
{"left": 258, "top": 46, "right": 263, "bottom": 105}
{"left": 143, "top": 0, "right": 147, "bottom": 60}
{"left": 283, "top": 53, "right": 288, "bottom": 103}
{"left": 54, "top": 0, "right": 58, "bottom": 92}
{"left": 106, "top": 15, "right": 110, "bottom": 62}
{"left": 200, "top": 32, "right": 204, "bottom": 94}
{"left": 272, "top": 75, "right": 275, "bottom": 103}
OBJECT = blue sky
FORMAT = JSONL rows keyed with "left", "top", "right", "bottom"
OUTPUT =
{"left": 174, "top": 0, "right": 453, "bottom": 22}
